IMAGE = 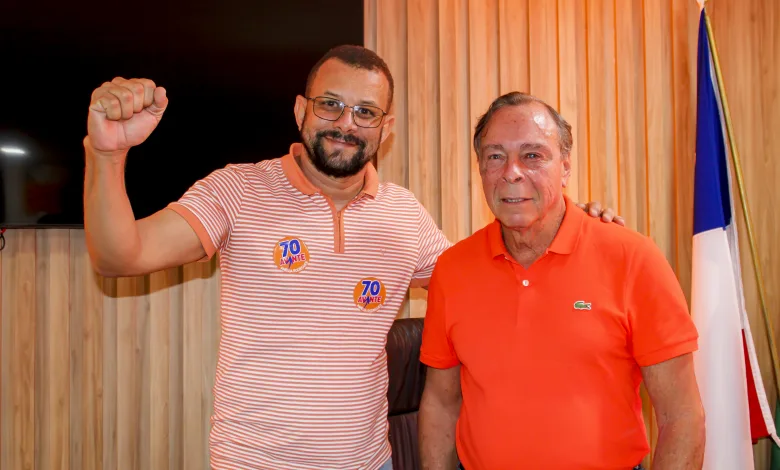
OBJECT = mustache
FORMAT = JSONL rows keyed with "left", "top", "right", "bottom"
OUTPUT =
{"left": 317, "top": 130, "right": 366, "bottom": 147}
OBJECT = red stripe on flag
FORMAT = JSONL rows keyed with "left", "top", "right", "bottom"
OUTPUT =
{"left": 743, "top": 330, "right": 770, "bottom": 443}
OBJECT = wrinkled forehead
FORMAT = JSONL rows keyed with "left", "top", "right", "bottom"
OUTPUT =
{"left": 308, "top": 59, "right": 390, "bottom": 109}
{"left": 482, "top": 103, "right": 559, "bottom": 147}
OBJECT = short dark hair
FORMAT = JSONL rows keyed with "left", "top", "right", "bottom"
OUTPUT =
{"left": 473, "top": 92, "right": 573, "bottom": 159}
{"left": 305, "top": 45, "right": 394, "bottom": 109}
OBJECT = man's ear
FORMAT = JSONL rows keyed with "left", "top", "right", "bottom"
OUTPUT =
{"left": 294, "top": 95, "right": 308, "bottom": 130}
{"left": 561, "top": 155, "right": 572, "bottom": 188}
{"left": 379, "top": 114, "right": 395, "bottom": 145}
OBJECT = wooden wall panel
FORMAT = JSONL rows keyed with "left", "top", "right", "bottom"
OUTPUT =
{"left": 644, "top": 0, "right": 675, "bottom": 263}
{"left": 376, "top": 0, "right": 409, "bottom": 190}
{"left": 69, "top": 229, "right": 104, "bottom": 470}
{"left": 438, "top": 0, "right": 472, "bottom": 244}
{"left": 407, "top": 0, "right": 441, "bottom": 227}
{"left": 101, "top": 276, "right": 118, "bottom": 470}
{"left": 407, "top": 0, "right": 441, "bottom": 318}
{"left": 375, "top": 0, "right": 412, "bottom": 319}
{"left": 36, "top": 229, "right": 71, "bottom": 470}
{"left": 557, "top": 0, "right": 589, "bottom": 202}
{"left": 467, "top": 0, "right": 500, "bottom": 233}
{"left": 615, "top": 0, "right": 647, "bottom": 235}
{"left": 672, "top": 0, "right": 699, "bottom": 303}
{"left": 498, "top": 0, "right": 529, "bottom": 95}
{"left": 2, "top": 230, "right": 36, "bottom": 470}
{"left": 528, "top": 0, "right": 559, "bottom": 108}
{"left": 0, "top": 230, "right": 221, "bottom": 470}
{"left": 0, "top": 1, "right": 778, "bottom": 469}
{"left": 587, "top": 0, "right": 620, "bottom": 212}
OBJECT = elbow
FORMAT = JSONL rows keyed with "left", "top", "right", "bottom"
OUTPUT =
{"left": 695, "top": 403, "right": 706, "bottom": 450}
{"left": 687, "top": 405, "right": 707, "bottom": 465}
{"left": 90, "top": 258, "right": 124, "bottom": 278}
{"left": 684, "top": 401, "right": 706, "bottom": 446}
{"left": 88, "top": 251, "right": 139, "bottom": 278}
{"left": 657, "top": 403, "right": 707, "bottom": 458}
{"left": 85, "top": 239, "right": 139, "bottom": 278}
{"left": 418, "top": 389, "right": 439, "bottom": 424}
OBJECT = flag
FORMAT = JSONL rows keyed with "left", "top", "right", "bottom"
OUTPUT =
{"left": 692, "top": 7, "right": 780, "bottom": 469}
{"left": 772, "top": 401, "right": 780, "bottom": 470}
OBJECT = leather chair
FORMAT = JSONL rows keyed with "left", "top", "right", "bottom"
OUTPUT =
{"left": 385, "top": 318, "right": 427, "bottom": 470}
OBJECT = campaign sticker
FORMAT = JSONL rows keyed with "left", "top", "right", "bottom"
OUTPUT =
{"left": 353, "top": 277, "right": 387, "bottom": 312}
{"left": 273, "top": 237, "right": 310, "bottom": 273}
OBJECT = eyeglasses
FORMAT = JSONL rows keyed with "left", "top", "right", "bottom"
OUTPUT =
{"left": 305, "top": 96, "right": 387, "bottom": 128}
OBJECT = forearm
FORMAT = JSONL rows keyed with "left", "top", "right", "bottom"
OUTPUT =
{"left": 83, "top": 137, "right": 142, "bottom": 275}
{"left": 419, "top": 395, "right": 460, "bottom": 470}
{"left": 651, "top": 414, "right": 705, "bottom": 470}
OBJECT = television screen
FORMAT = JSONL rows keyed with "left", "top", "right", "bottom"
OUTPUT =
{"left": 0, "top": 0, "right": 364, "bottom": 226}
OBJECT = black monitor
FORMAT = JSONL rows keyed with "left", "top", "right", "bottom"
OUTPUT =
{"left": 0, "top": 0, "right": 364, "bottom": 226}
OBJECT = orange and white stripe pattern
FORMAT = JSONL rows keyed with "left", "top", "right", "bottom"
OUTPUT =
{"left": 168, "top": 143, "right": 451, "bottom": 469}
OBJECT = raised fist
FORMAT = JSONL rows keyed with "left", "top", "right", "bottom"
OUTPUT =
{"left": 87, "top": 77, "right": 168, "bottom": 155}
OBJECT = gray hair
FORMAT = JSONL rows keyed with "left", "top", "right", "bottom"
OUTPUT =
{"left": 473, "top": 92, "right": 573, "bottom": 159}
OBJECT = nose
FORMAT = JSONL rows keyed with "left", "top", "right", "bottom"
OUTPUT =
{"left": 502, "top": 156, "right": 525, "bottom": 183}
{"left": 334, "top": 106, "right": 358, "bottom": 134}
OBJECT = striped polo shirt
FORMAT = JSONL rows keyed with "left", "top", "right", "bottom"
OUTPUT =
{"left": 168, "top": 143, "right": 452, "bottom": 469}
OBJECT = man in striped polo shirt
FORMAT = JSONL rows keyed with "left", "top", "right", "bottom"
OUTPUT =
{"left": 83, "top": 45, "right": 618, "bottom": 469}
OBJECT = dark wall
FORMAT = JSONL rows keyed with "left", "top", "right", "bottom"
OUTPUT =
{"left": 0, "top": 0, "right": 364, "bottom": 226}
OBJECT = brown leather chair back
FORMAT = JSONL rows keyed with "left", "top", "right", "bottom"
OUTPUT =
{"left": 385, "top": 318, "right": 427, "bottom": 470}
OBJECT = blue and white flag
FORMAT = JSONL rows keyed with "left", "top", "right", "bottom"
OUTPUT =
{"left": 692, "top": 7, "right": 780, "bottom": 470}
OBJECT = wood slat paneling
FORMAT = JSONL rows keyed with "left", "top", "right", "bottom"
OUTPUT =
{"left": 529, "top": 0, "right": 559, "bottom": 108}
{"left": 498, "top": 0, "right": 529, "bottom": 95}
{"left": 36, "top": 229, "right": 70, "bottom": 470}
{"left": 69, "top": 229, "right": 104, "bottom": 470}
{"left": 671, "top": 0, "right": 699, "bottom": 303}
{"left": 0, "top": 230, "right": 220, "bottom": 470}
{"left": 438, "top": 0, "right": 472, "bottom": 244}
{"left": 557, "top": 0, "right": 589, "bottom": 201}
{"left": 467, "top": 0, "right": 500, "bottom": 232}
{"left": 2, "top": 230, "right": 36, "bottom": 470}
{"left": 375, "top": 0, "right": 411, "bottom": 319}
{"left": 615, "top": 0, "right": 647, "bottom": 235}
{"left": 407, "top": 0, "right": 441, "bottom": 318}
{"left": 586, "top": 0, "right": 620, "bottom": 212}
{"left": 0, "top": 1, "right": 778, "bottom": 468}
{"left": 644, "top": 0, "right": 675, "bottom": 263}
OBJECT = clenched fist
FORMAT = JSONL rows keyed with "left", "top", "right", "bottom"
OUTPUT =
{"left": 87, "top": 77, "right": 168, "bottom": 155}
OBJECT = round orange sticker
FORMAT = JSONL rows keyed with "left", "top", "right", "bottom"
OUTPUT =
{"left": 272, "top": 237, "right": 310, "bottom": 273}
{"left": 353, "top": 277, "right": 387, "bottom": 312}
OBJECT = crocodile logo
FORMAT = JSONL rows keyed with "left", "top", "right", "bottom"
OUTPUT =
{"left": 573, "top": 300, "right": 592, "bottom": 310}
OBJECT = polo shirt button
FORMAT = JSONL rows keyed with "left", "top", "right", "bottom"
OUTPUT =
{"left": 522, "top": 279, "right": 530, "bottom": 287}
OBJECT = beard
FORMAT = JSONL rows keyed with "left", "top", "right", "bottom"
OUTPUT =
{"left": 301, "top": 127, "right": 378, "bottom": 178}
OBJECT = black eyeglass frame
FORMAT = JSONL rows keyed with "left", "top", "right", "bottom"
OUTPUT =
{"left": 305, "top": 96, "right": 388, "bottom": 128}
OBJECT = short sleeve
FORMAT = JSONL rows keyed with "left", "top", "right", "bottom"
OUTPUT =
{"left": 420, "top": 263, "right": 460, "bottom": 369}
{"left": 412, "top": 203, "right": 453, "bottom": 287}
{"left": 167, "top": 165, "right": 248, "bottom": 260}
{"left": 627, "top": 238, "right": 699, "bottom": 367}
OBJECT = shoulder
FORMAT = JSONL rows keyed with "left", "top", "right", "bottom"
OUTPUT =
{"left": 436, "top": 223, "right": 493, "bottom": 269}
{"left": 202, "top": 160, "right": 268, "bottom": 182}
{"left": 211, "top": 158, "right": 288, "bottom": 189}
{"left": 374, "top": 182, "right": 433, "bottom": 223}
{"left": 377, "top": 181, "right": 422, "bottom": 205}
{"left": 578, "top": 216, "right": 670, "bottom": 272}
{"left": 581, "top": 216, "right": 651, "bottom": 248}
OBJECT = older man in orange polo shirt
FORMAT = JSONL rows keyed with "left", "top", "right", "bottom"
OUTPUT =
{"left": 418, "top": 92, "right": 705, "bottom": 470}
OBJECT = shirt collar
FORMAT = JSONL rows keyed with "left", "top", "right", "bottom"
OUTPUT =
{"left": 280, "top": 143, "right": 378, "bottom": 198}
{"left": 487, "top": 194, "right": 584, "bottom": 259}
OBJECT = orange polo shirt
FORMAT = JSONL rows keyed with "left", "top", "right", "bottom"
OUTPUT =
{"left": 420, "top": 196, "right": 698, "bottom": 470}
